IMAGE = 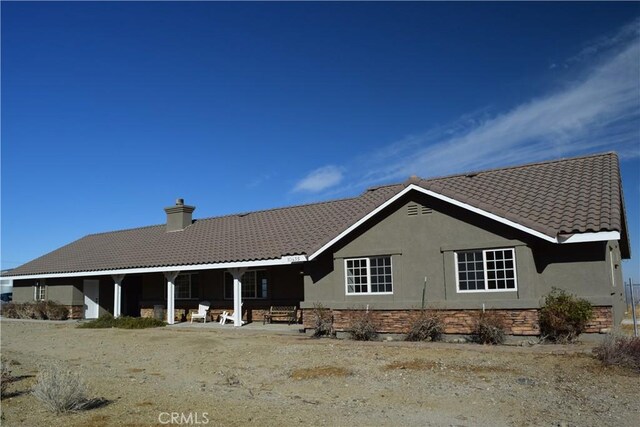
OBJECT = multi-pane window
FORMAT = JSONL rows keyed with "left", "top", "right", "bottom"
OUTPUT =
{"left": 345, "top": 256, "right": 393, "bottom": 294}
{"left": 456, "top": 248, "right": 517, "bottom": 292}
{"left": 34, "top": 282, "right": 45, "bottom": 301}
{"left": 224, "top": 270, "right": 267, "bottom": 299}
{"left": 175, "top": 273, "right": 199, "bottom": 300}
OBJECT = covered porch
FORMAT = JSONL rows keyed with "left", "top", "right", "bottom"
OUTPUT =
{"left": 111, "top": 262, "right": 305, "bottom": 326}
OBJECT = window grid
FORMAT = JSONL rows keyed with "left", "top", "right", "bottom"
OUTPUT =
{"left": 456, "top": 249, "right": 517, "bottom": 293}
{"left": 175, "top": 274, "right": 194, "bottom": 300}
{"left": 35, "top": 282, "right": 45, "bottom": 301}
{"left": 345, "top": 256, "right": 393, "bottom": 295}
{"left": 224, "top": 270, "right": 266, "bottom": 299}
{"left": 241, "top": 271, "right": 257, "bottom": 298}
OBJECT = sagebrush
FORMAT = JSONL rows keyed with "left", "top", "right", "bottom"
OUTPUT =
{"left": 78, "top": 314, "right": 165, "bottom": 329}
{"left": 32, "top": 365, "right": 101, "bottom": 413}
{"left": 405, "top": 312, "right": 443, "bottom": 342}
{"left": 473, "top": 313, "right": 506, "bottom": 345}
{"left": 1, "top": 360, "right": 16, "bottom": 398}
{"left": 310, "top": 303, "right": 333, "bottom": 337}
{"left": 349, "top": 310, "right": 378, "bottom": 341}
{"left": 593, "top": 334, "right": 640, "bottom": 372}
{"left": 1, "top": 301, "right": 69, "bottom": 320}
{"left": 539, "top": 288, "right": 593, "bottom": 342}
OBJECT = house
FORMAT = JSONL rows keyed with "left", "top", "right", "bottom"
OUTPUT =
{"left": 3, "top": 152, "right": 630, "bottom": 335}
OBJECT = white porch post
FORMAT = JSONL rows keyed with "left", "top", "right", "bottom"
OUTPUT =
{"left": 227, "top": 268, "right": 246, "bottom": 327}
{"left": 112, "top": 274, "right": 125, "bottom": 318}
{"left": 164, "top": 271, "right": 180, "bottom": 325}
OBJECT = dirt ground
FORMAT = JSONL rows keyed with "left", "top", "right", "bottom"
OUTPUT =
{"left": 1, "top": 319, "right": 638, "bottom": 427}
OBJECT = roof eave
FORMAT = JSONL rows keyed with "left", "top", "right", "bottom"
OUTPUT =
{"left": 3, "top": 255, "right": 307, "bottom": 281}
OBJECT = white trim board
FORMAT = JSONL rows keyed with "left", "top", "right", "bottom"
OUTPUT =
{"left": 4, "top": 255, "right": 307, "bottom": 281}
{"left": 308, "top": 184, "right": 620, "bottom": 261}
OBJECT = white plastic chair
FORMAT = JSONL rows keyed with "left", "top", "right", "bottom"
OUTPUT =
{"left": 190, "top": 301, "right": 210, "bottom": 323}
{"left": 219, "top": 304, "right": 244, "bottom": 325}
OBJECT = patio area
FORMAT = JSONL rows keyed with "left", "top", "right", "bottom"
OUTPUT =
{"left": 168, "top": 319, "right": 305, "bottom": 334}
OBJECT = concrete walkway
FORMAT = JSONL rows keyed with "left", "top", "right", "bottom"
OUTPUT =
{"left": 169, "top": 320, "right": 305, "bottom": 334}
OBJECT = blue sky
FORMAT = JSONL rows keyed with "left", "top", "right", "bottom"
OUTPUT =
{"left": 2, "top": 2, "right": 639, "bottom": 282}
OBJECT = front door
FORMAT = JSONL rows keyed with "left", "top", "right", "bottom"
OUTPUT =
{"left": 83, "top": 279, "right": 100, "bottom": 319}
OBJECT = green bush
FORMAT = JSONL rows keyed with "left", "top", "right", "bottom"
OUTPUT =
{"left": 78, "top": 315, "right": 165, "bottom": 329}
{"left": 405, "top": 312, "right": 444, "bottom": 342}
{"left": 348, "top": 310, "right": 378, "bottom": 341}
{"left": 115, "top": 317, "right": 166, "bottom": 329}
{"left": 473, "top": 313, "right": 506, "bottom": 345}
{"left": 77, "top": 314, "right": 116, "bottom": 328}
{"left": 310, "top": 303, "right": 334, "bottom": 338}
{"left": 593, "top": 334, "right": 640, "bottom": 372}
{"left": 539, "top": 288, "right": 593, "bottom": 342}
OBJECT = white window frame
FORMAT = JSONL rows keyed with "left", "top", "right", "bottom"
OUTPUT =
{"left": 345, "top": 256, "right": 393, "bottom": 295}
{"left": 174, "top": 273, "right": 198, "bottom": 300}
{"left": 455, "top": 248, "right": 518, "bottom": 293}
{"left": 609, "top": 246, "right": 616, "bottom": 287}
{"left": 34, "top": 281, "right": 46, "bottom": 301}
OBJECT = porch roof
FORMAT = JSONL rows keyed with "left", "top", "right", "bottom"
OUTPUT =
{"left": 5, "top": 151, "right": 629, "bottom": 278}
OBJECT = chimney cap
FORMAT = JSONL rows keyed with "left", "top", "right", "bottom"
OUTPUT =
{"left": 176, "top": 198, "right": 184, "bottom": 206}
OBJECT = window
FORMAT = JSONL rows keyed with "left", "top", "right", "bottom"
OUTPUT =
{"left": 34, "top": 281, "right": 45, "bottom": 301}
{"left": 456, "top": 248, "right": 517, "bottom": 292}
{"left": 345, "top": 256, "right": 393, "bottom": 294}
{"left": 174, "top": 273, "right": 199, "bottom": 300}
{"left": 224, "top": 270, "right": 268, "bottom": 299}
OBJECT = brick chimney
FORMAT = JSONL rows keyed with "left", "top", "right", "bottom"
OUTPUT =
{"left": 164, "top": 198, "right": 195, "bottom": 232}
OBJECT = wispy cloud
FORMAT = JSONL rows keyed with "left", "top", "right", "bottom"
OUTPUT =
{"left": 292, "top": 19, "right": 640, "bottom": 195}
{"left": 563, "top": 17, "right": 640, "bottom": 68}
{"left": 367, "top": 34, "right": 639, "bottom": 183}
{"left": 292, "top": 165, "right": 344, "bottom": 193}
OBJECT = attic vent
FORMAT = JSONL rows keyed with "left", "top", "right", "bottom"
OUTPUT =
{"left": 408, "top": 203, "right": 432, "bottom": 216}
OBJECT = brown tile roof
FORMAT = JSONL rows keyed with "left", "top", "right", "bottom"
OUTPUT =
{"left": 419, "top": 151, "right": 624, "bottom": 237}
{"left": 6, "top": 152, "right": 628, "bottom": 277}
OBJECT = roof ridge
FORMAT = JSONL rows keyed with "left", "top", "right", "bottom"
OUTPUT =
{"left": 419, "top": 151, "right": 616, "bottom": 182}
{"left": 85, "top": 184, "right": 404, "bottom": 237}
{"left": 86, "top": 223, "right": 165, "bottom": 237}
{"left": 196, "top": 185, "right": 403, "bottom": 221}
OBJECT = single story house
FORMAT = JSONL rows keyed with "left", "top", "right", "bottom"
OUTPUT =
{"left": 3, "top": 152, "right": 630, "bottom": 335}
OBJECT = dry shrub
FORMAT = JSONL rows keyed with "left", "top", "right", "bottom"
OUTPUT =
{"left": 384, "top": 359, "right": 437, "bottom": 371}
{"left": 32, "top": 365, "right": 104, "bottom": 413}
{"left": 348, "top": 310, "right": 378, "bottom": 341}
{"left": 539, "top": 288, "right": 593, "bottom": 342}
{"left": 1, "top": 302, "right": 19, "bottom": 318}
{"left": 473, "top": 313, "right": 506, "bottom": 345}
{"left": 593, "top": 334, "right": 640, "bottom": 372}
{"left": 2, "top": 301, "right": 68, "bottom": 320}
{"left": 291, "top": 366, "right": 350, "bottom": 380}
{"left": 405, "top": 312, "right": 443, "bottom": 342}
{"left": 310, "top": 303, "right": 333, "bottom": 337}
{"left": 1, "top": 360, "right": 16, "bottom": 397}
{"left": 42, "top": 301, "right": 70, "bottom": 320}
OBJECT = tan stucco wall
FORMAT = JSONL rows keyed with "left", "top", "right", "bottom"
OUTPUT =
{"left": 302, "top": 192, "right": 624, "bottom": 324}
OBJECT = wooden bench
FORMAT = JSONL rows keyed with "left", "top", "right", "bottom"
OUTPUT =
{"left": 263, "top": 306, "right": 297, "bottom": 325}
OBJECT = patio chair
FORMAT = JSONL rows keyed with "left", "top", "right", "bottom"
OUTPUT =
{"left": 219, "top": 304, "right": 245, "bottom": 325}
{"left": 190, "top": 301, "right": 210, "bottom": 323}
